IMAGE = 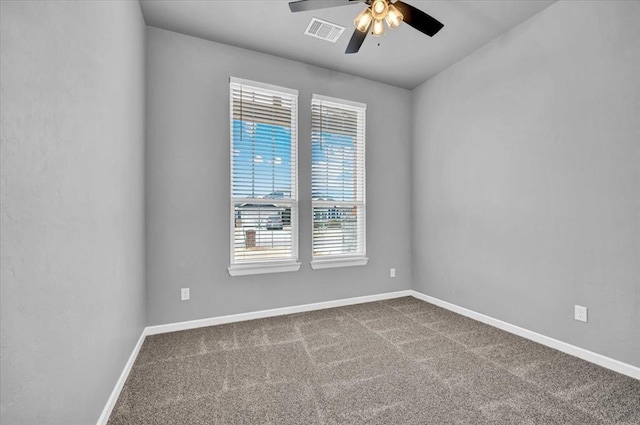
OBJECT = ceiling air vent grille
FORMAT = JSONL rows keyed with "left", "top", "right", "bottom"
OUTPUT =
{"left": 304, "top": 17, "right": 345, "bottom": 43}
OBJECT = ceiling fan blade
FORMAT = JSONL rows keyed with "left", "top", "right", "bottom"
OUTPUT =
{"left": 393, "top": 1, "right": 444, "bottom": 37}
{"left": 289, "top": 0, "right": 362, "bottom": 13}
{"left": 345, "top": 27, "right": 369, "bottom": 54}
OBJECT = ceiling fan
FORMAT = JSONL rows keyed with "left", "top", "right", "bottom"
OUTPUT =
{"left": 288, "top": 0, "right": 444, "bottom": 54}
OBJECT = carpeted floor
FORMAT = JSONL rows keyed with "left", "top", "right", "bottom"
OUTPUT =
{"left": 107, "top": 297, "right": 639, "bottom": 424}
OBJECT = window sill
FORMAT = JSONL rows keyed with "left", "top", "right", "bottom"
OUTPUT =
{"left": 310, "top": 257, "right": 369, "bottom": 270}
{"left": 228, "top": 261, "right": 301, "bottom": 277}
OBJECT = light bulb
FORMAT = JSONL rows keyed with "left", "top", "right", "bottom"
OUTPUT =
{"left": 385, "top": 4, "right": 403, "bottom": 29}
{"left": 370, "top": 0, "right": 388, "bottom": 20}
{"left": 372, "top": 18, "right": 385, "bottom": 37}
{"left": 353, "top": 8, "right": 373, "bottom": 33}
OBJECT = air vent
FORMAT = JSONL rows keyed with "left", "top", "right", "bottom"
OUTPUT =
{"left": 304, "top": 17, "right": 345, "bottom": 43}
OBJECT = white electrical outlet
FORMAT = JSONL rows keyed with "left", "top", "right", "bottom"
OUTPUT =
{"left": 574, "top": 305, "right": 587, "bottom": 322}
{"left": 181, "top": 288, "right": 190, "bottom": 301}
{"left": 390, "top": 268, "right": 396, "bottom": 278}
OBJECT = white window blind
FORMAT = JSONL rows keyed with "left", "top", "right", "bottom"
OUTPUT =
{"left": 311, "top": 95, "right": 367, "bottom": 267}
{"left": 229, "top": 78, "right": 299, "bottom": 275}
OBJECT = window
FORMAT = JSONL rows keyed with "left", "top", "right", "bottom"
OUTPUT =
{"left": 228, "top": 78, "right": 300, "bottom": 276}
{"left": 311, "top": 95, "right": 367, "bottom": 269}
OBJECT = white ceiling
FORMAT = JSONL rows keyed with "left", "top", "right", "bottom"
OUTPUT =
{"left": 140, "top": 0, "right": 556, "bottom": 89}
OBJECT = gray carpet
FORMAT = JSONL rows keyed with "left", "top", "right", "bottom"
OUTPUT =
{"left": 107, "top": 297, "right": 639, "bottom": 424}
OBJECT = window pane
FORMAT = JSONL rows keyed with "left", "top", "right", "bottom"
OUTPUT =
{"left": 311, "top": 95, "right": 366, "bottom": 261}
{"left": 311, "top": 131, "right": 357, "bottom": 202}
{"left": 232, "top": 120, "right": 293, "bottom": 199}
{"left": 313, "top": 206, "right": 363, "bottom": 257}
{"left": 234, "top": 203, "right": 294, "bottom": 262}
{"left": 230, "top": 79, "right": 298, "bottom": 267}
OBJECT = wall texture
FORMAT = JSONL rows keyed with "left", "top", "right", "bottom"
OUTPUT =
{"left": 146, "top": 27, "right": 412, "bottom": 326}
{"left": 411, "top": 0, "right": 640, "bottom": 367}
{"left": 0, "top": 1, "right": 146, "bottom": 424}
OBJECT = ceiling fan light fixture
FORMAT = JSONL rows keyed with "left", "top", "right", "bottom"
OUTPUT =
{"left": 354, "top": 7, "right": 373, "bottom": 32}
{"left": 371, "top": 18, "right": 385, "bottom": 37}
{"left": 370, "top": 0, "right": 389, "bottom": 20}
{"left": 287, "top": 0, "right": 444, "bottom": 54}
{"left": 385, "top": 4, "right": 403, "bottom": 29}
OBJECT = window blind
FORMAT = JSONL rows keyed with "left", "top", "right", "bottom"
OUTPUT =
{"left": 311, "top": 95, "right": 366, "bottom": 260}
{"left": 230, "top": 78, "right": 298, "bottom": 267}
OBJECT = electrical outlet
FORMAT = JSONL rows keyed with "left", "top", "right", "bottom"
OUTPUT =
{"left": 574, "top": 305, "right": 587, "bottom": 322}
{"left": 181, "top": 288, "right": 190, "bottom": 301}
{"left": 390, "top": 268, "right": 396, "bottom": 278}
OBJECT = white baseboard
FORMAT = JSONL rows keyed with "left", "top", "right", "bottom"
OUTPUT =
{"left": 409, "top": 290, "right": 640, "bottom": 380}
{"left": 96, "top": 330, "right": 147, "bottom": 425}
{"left": 145, "top": 290, "right": 413, "bottom": 335}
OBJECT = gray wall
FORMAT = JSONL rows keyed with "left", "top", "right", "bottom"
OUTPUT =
{"left": 146, "top": 27, "right": 412, "bottom": 326}
{"left": 0, "top": 1, "right": 146, "bottom": 424}
{"left": 411, "top": 0, "right": 640, "bottom": 367}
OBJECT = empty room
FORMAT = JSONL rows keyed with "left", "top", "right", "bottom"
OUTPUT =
{"left": 1, "top": 0, "right": 639, "bottom": 424}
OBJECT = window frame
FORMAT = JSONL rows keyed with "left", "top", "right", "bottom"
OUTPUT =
{"left": 228, "top": 77, "right": 301, "bottom": 276}
{"left": 310, "top": 94, "right": 368, "bottom": 270}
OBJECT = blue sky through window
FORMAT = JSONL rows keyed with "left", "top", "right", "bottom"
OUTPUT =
{"left": 232, "top": 119, "right": 292, "bottom": 199}
{"left": 232, "top": 120, "right": 356, "bottom": 201}
{"left": 312, "top": 131, "right": 356, "bottom": 202}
